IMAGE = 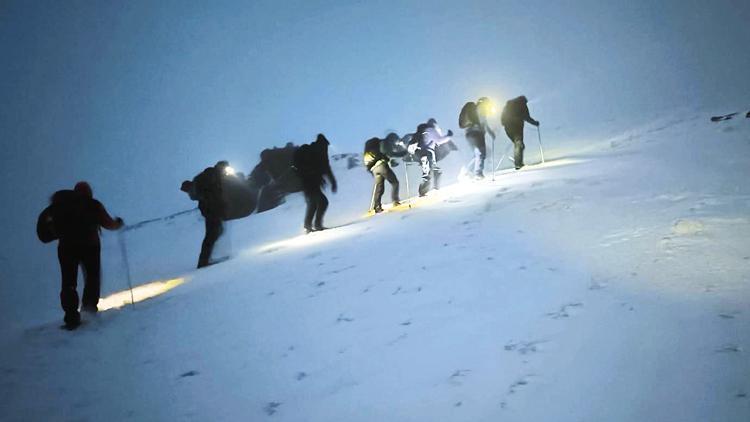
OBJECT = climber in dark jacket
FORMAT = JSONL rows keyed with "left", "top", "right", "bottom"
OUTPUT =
{"left": 501, "top": 95, "right": 539, "bottom": 170}
{"left": 293, "top": 134, "right": 337, "bottom": 233}
{"left": 192, "top": 161, "right": 228, "bottom": 268}
{"left": 364, "top": 136, "right": 400, "bottom": 213}
{"left": 43, "top": 182, "right": 123, "bottom": 329}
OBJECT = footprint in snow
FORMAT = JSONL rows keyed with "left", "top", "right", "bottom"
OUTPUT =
{"left": 263, "top": 402, "right": 281, "bottom": 416}
{"left": 547, "top": 302, "right": 583, "bottom": 319}
{"left": 718, "top": 311, "right": 740, "bottom": 320}
{"left": 508, "top": 377, "right": 530, "bottom": 395}
{"left": 716, "top": 344, "right": 742, "bottom": 354}
{"left": 336, "top": 314, "right": 354, "bottom": 323}
{"left": 589, "top": 279, "right": 608, "bottom": 290}
{"left": 504, "top": 340, "right": 547, "bottom": 355}
{"left": 179, "top": 370, "right": 199, "bottom": 378}
{"left": 448, "top": 369, "right": 471, "bottom": 386}
{"left": 327, "top": 265, "right": 356, "bottom": 275}
{"left": 387, "top": 333, "right": 408, "bottom": 346}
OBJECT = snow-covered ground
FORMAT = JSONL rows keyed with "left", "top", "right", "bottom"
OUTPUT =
{"left": 1, "top": 111, "right": 749, "bottom": 421}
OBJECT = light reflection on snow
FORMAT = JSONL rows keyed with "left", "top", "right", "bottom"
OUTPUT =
{"left": 98, "top": 277, "right": 186, "bottom": 311}
{"left": 255, "top": 224, "right": 362, "bottom": 254}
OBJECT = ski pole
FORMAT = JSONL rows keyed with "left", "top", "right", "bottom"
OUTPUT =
{"left": 491, "top": 135, "right": 496, "bottom": 181}
{"left": 117, "top": 229, "right": 136, "bottom": 308}
{"left": 495, "top": 143, "right": 513, "bottom": 171}
{"left": 403, "top": 160, "right": 412, "bottom": 208}
{"left": 537, "top": 126, "right": 545, "bottom": 164}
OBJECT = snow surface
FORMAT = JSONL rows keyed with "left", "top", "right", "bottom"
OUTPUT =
{"left": 1, "top": 112, "right": 749, "bottom": 421}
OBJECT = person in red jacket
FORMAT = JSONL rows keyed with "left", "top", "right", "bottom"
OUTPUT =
{"left": 50, "top": 182, "right": 123, "bottom": 329}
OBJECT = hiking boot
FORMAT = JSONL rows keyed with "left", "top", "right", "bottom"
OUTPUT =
{"left": 81, "top": 304, "right": 98, "bottom": 314}
{"left": 373, "top": 206, "right": 384, "bottom": 214}
{"left": 64, "top": 312, "right": 81, "bottom": 330}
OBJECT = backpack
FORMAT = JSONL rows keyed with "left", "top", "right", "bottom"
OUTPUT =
{"left": 36, "top": 205, "right": 57, "bottom": 243}
{"left": 363, "top": 138, "right": 383, "bottom": 170}
{"left": 500, "top": 99, "right": 513, "bottom": 127}
{"left": 293, "top": 144, "right": 318, "bottom": 176}
{"left": 458, "top": 102, "right": 478, "bottom": 129}
{"left": 36, "top": 190, "right": 91, "bottom": 243}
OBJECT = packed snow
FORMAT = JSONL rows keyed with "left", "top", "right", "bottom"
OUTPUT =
{"left": 1, "top": 111, "right": 749, "bottom": 421}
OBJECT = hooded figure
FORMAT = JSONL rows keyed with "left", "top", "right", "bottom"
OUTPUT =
{"left": 37, "top": 182, "right": 123, "bottom": 329}
{"left": 501, "top": 95, "right": 539, "bottom": 169}
{"left": 293, "top": 134, "right": 337, "bottom": 233}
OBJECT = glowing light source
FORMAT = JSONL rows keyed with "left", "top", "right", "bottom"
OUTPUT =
{"left": 477, "top": 97, "right": 497, "bottom": 116}
{"left": 224, "top": 166, "right": 236, "bottom": 176}
{"left": 98, "top": 277, "right": 186, "bottom": 311}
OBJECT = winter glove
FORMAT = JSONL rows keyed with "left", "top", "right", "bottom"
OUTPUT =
{"left": 115, "top": 217, "right": 125, "bottom": 229}
{"left": 532, "top": 120, "right": 540, "bottom": 127}
{"left": 407, "top": 143, "right": 418, "bottom": 155}
{"left": 447, "top": 129, "right": 453, "bottom": 137}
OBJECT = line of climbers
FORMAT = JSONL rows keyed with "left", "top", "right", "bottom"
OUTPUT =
{"left": 37, "top": 96, "right": 538, "bottom": 330}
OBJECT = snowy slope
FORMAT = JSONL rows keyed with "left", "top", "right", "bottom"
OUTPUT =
{"left": 1, "top": 112, "right": 749, "bottom": 421}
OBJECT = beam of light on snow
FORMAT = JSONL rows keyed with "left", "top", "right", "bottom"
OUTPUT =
{"left": 361, "top": 194, "right": 443, "bottom": 218}
{"left": 255, "top": 224, "right": 362, "bottom": 254}
{"left": 97, "top": 277, "right": 186, "bottom": 311}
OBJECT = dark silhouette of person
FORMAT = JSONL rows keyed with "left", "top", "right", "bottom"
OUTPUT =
{"left": 501, "top": 95, "right": 539, "bottom": 170}
{"left": 41, "top": 182, "right": 123, "bottom": 329}
{"left": 293, "top": 134, "right": 337, "bottom": 233}
{"left": 459, "top": 97, "right": 496, "bottom": 179}
{"left": 409, "top": 119, "right": 453, "bottom": 196}
{"left": 191, "top": 161, "right": 229, "bottom": 268}
{"left": 364, "top": 136, "right": 400, "bottom": 213}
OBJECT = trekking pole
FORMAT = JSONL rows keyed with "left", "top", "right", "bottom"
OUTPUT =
{"left": 403, "top": 160, "right": 412, "bottom": 208}
{"left": 369, "top": 175, "right": 379, "bottom": 212}
{"left": 117, "top": 228, "right": 136, "bottom": 308}
{"left": 495, "top": 143, "right": 513, "bottom": 171}
{"left": 537, "top": 126, "right": 545, "bottom": 164}
{"left": 491, "top": 135, "right": 496, "bottom": 181}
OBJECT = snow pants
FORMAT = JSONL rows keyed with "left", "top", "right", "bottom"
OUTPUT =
{"left": 371, "top": 162, "right": 400, "bottom": 210}
{"left": 58, "top": 242, "right": 101, "bottom": 323}
{"left": 302, "top": 181, "right": 329, "bottom": 230}
{"left": 418, "top": 151, "right": 441, "bottom": 196}
{"left": 504, "top": 124, "right": 525, "bottom": 169}
{"left": 198, "top": 214, "right": 224, "bottom": 268}
{"left": 465, "top": 130, "right": 487, "bottom": 176}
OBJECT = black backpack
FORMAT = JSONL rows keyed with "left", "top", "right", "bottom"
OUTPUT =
{"left": 293, "top": 144, "right": 318, "bottom": 176}
{"left": 363, "top": 138, "right": 383, "bottom": 170}
{"left": 36, "top": 190, "right": 89, "bottom": 243}
{"left": 458, "top": 102, "right": 479, "bottom": 129}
